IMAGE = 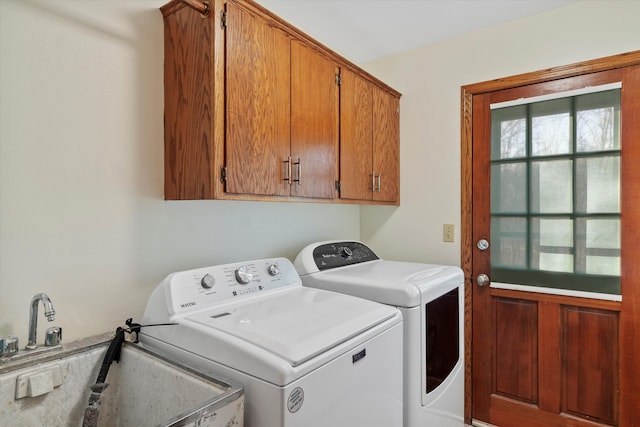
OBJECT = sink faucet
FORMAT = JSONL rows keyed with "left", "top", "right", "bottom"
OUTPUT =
{"left": 25, "top": 293, "right": 56, "bottom": 350}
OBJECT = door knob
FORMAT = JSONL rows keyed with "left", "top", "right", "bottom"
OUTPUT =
{"left": 476, "top": 273, "right": 490, "bottom": 287}
{"left": 477, "top": 239, "right": 489, "bottom": 251}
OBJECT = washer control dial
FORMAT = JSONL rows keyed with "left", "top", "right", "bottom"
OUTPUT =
{"left": 340, "top": 246, "right": 353, "bottom": 258}
{"left": 234, "top": 265, "right": 252, "bottom": 284}
{"left": 200, "top": 273, "right": 216, "bottom": 289}
{"left": 267, "top": 264, "right": 280, "bottom": 276}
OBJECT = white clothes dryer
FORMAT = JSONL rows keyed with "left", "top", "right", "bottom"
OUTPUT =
{"left": 140, "top": 257, "right": 403, "bottom": 427}
{"left": 295, "top": 241, "right": 465, "bottom": 427}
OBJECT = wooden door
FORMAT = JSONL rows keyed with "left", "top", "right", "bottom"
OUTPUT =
{"left": 372, "top": 86, "right": 400, "bottom": 203}
{"left": 463, "top": 57, "right": 640, "bottom": 426}
{"left": 340, "top": 68, "right": 374, "bottom": 200}
{"left": 225, "top": 2, "right": 291, "bottom": 196}
{"left": 290, "top": 40, "right": 339, "bottom": 199}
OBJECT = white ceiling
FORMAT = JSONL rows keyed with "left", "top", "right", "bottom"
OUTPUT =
{"left": 255, "top": 0, "right": 576, "bottom": 63}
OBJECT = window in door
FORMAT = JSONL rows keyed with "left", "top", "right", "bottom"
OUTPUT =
{"left": 489, "top": 85, "right": 621, "bottom": 295}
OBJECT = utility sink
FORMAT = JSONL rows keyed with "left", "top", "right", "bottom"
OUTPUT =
{"left": 0, "top": 341, "right": 244, "bottom": 427}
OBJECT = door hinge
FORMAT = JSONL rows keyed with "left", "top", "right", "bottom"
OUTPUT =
{"left": 335, "top": 72, "right": 341, "bottom": 86}
{"left": 221, "top": 166, "right": 227, "bottom": 183}
{"left": 335, "top": 180, "right": 341, "bottom": 191}
{"left": 220, "top": 10, "right": 227, "bottom": 29}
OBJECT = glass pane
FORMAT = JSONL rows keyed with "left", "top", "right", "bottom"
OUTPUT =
{"left": 575, "top": 156, "right": 620, "bottom": 214}
{"left": 578, "top": 218, "right": 621, "bottom": 276}
{"left": 586, "top": 219, "right": 620, "bottom": 249}
{"left": 531, "top": 98, "right": 572, "bottom": 156}
{"left": 539, "top": 218, "right": 573, "bottom": 247}
{"left": 576, "top": 89, "right": 620, "bottom": 152}
{"left": 538, "top": 253, "right": 573, "bottom": 273}
{"left": 491, "top": 106, "right": 527, "bottom": 159}
{"left": 491, "top": 163, "right": 527, "bottom": 213}
{"left": 491, "top": 217, "right": 527, "bottom": 269}
{"left": 530, "top": 160, "right": 572, "bottom": 213}
{"left": 531, "top": 218, "right": 574, "bottom": 273}
{"left": 586, "top": 256, "right": 621, "bottom": 276}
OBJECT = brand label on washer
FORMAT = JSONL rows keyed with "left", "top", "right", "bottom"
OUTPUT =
{"left": 287, "top": 387, "right": 304, "bottom": 413}
{"left": 352, "top": 348, "right": 366, "bottom": 364}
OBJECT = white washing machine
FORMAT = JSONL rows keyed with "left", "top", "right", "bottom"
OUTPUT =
{"left": 139, "top": 257, "right": 403, "bottom": 427}
{"left": 295, "top": 241, "right": 465, "bottom": 427}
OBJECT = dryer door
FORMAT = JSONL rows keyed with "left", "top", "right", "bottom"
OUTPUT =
{"left": 424, "top": 287, "right": 460, "bottom": 395}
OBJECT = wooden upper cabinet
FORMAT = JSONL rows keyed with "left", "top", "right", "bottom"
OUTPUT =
{"left": 290, "top": 41, "right": 339, "bottom": 199}
{"left": 340, "top": 69, "right": 400, "bottom": 204}
{"left": 162, "top": 1, "right": 217, "bottom": 200}
{"left": 160, "top": 0, "right": 399, "bottom": 204}
{"left": 373, "top": 86, "right": 400, "bottom": 203}
{"left": 225, "top": 2, "right": 291, "bottom": 197}
{"left": 340, "top": 69, "right": 374, "bottom": 200}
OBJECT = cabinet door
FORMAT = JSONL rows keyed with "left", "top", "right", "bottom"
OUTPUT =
{"left": 225, "top": 3, "right": 291, "bottom": 196}
{"left": 373, "top": 87, "right": 400, "bottom": 203}
{"left": 290, "top": 41, "right": 339, "bottom": 199}
{"left": 339, "top": 68, "right": 373, "bottom": 200}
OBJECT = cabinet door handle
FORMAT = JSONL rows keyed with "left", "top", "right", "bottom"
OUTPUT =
{"left": 283, "top": 156, "right": 292, "bottom": 185}
{"left": 372, "top": 172, "right": 381, "bottom": 192}
{"left": 293, "top": 158, "right": 301, "bottom": 184}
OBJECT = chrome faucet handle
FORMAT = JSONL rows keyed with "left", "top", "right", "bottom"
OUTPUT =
{"left": 0, "top": 336, "right": 19, "bottom": 357}
{"left": 45, "top": 327, "right": 62, "bottom": 347}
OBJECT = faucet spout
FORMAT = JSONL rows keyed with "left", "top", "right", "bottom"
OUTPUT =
{"left": 26, "top": 293, "right": 56, "bottom": 350}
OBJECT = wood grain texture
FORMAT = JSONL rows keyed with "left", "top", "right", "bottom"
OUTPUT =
{"left": 460, "top": 86, "right": 474, "bottom": 423}
{"left": 290, "top": 40, "right": 339, "bottom": 199}
{"left": 470, "top": 92, "right": 493, "bottom": 421}
{"left": 372, "top": 86, "right": 400, "bottom": 204}
{"left": 538, "top": 301, "right": 561, "bottom": 414}
{"left": 619, "top": 64, "right": 640, "bottom": 427}
{"left": 339, "top": 68, "right": 373, "bottom": 200}
{"left": 491, "top": 394, "right": 618, "bottom": 427}
{"left": 228, "top": 0, "right": 401, "bottom": 98}
{"left": 562, "top": 307, "right": 619, "bottom": 424}
{"left": 163, "top": 3, "right": 216, "bottom": 199}
{"left": 494, "top": 298, "right": 538, "bottom": 403}
{"left": 225, "top": 2, "right": 290, "bottom": 196}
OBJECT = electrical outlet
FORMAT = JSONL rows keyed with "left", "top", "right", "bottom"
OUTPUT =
{"left": 443, "top": 224, "right": 455, "bottom": 243}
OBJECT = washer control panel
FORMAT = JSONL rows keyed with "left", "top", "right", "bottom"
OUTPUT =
{"left": 162, "top": 257, "right": 299, "bottom": 316}
{"left": 311, "top": 241, "right": 379, "bottom": 271}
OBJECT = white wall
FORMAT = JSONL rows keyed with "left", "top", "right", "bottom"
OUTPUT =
{"left": 0, "top": 0, "right": 359, "bottom": 345}
{"left": 361, "top": 1, "right": 640, "bottom": 265}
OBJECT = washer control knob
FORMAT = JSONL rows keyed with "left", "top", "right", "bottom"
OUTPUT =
{"left": 235, "top": 266, "right": 252, "bottom": 285}
{"left": 267, "top": 264, "right": 280, "bottom": 276}
{"left": 340, "top": 246, "right": 353, "bottom": 258}
{"left": 201, "top": 273, "right": 216, "bottom": 289}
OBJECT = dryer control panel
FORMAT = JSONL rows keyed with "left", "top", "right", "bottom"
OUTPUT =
{"left": 311, "top": 241, "right": 379, "bottom": 271}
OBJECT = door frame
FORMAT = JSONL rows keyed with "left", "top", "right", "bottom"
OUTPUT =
{"left": 460, "top": 50, "right": 640, "bottom": 425}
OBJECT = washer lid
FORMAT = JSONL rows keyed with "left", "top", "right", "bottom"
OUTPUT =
{"left": 186, "top": 287, "right": 398, "bottom": 367}
{"left": 299, "top": 260, "right": 464, "bottom": 307}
